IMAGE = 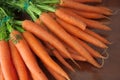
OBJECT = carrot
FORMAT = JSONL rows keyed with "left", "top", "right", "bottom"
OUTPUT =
{"left": 35, "top": 19, "right": 42, "bottom": 25}
{"left": 56, "top": 17, "right": 107, "bottom": 48}
{"left": 84, "top": 29, "right": 110, "bottom": 44}
{"left": 10, "top": 30, "right": 48, "bottom": 80}
{"left": 23, "top": 31, "right": 70, "bottom": 80}
{"left": 44, "top": 64, "right": 66, "bottom": 80}
{"left": 68, "top": 8, "right": 107, "bottom": 19}
{"left": 0, "top": 40, "right": 18, "bottom": 80}
{"left": 9, "top": 41, "right": 30, "bottom": 80}
{"left": 44, "top": 42, "right": 74, "bottom": 71}
{"left": 0, "top": 64, "right": 4, "bottom": 80}
{"left": 54, "top": 8, "right": 86, "bottom": 30}
{"left": 39, "top": 13, "right": 101, "bottom": 68}
{"left": 30, "top": 72, "right": 39, "bottom": 80}
{"left": 73, "top": 0, "right": 102, "bottom": 3}
{"left": 75, "top": 38, "right": 105, "bottom": 58}
{"left": 22, "top": 20, "right": 75, "bottom": 65}
{"left": 61, "top": 8, "right": 111, "bottom": 31}
{"left": 60, "top": 0, "right": 112, "bottom": 15}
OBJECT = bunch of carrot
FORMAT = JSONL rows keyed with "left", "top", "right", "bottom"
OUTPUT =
{"left": 0, "top": 0, "right": 112, "bottom": 80}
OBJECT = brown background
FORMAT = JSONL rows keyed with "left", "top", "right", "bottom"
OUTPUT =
{"left": 67, "top": 0, "right": 120, "bottom": 80}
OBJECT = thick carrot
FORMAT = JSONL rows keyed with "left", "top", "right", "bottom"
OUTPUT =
{"left": 56, "top": 17, "right": 107, "bottom": 48}
{"left": 0, "top": 64, "right": 4, "bottom": 80}
{"left": 61, "top": 8, "right": 111, "bottom": 31}
{"left": 44, "top": 64, "right": 66, "bottom": 80}
{"left": 10, "top": 30, "right": 48, "bottom": 80}
{"left": 68, "top": 8, "right": 107, "bottom": 19}
{"left": 9, "top": 41, "right": 30, "bottom": 80}
{"left": 22, "top": 20, "right": 75, "bottom": 64}
{"left": 44, "top": 42, "right": 74, "bottom": 71}
{"left": 55, "top": 8, "right": 86, "bottom": 30}
{"left": 84, "top": 29, "right": 110, "bottom": 44}
{"left": 31, "top": 72, "right": 39, "bottom": 80}
{"left": 39, "top": 13, "right": 101, "bottom": 68}
{"left": 0, "top": 40, "right": 18, "bottom": 80}
{"left": 60, "top": 0, "right": 112, "bottom": 15}
{"left": 75, "top": 38, "right": 105, "bottom": 58}
{"left": 35, "top": 19, "right": 42, "bottom": 25}
{"left": 73, "top": 0, "right": 102, "bottom": 3}
{"left": 23, "top": 31, "right": 70, "bottom": 80}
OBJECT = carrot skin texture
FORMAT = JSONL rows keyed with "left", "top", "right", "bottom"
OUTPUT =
{"left": 73, "top": 0, "right": 102, "bottom": 3}
{"left": 23, "top": 31, "right": 70, "bottom": 80}
{"left": 44, "top": 42, "right": 74, "bottom": 71}
{"left": 75, "top": 38, "right": 105, "bottom": 58}
{"left": 60, "top": 0, "right": 112, "bottom": 15}
{"left": 55, "top": 8, "right": 86, "bottom": 30}
{"left": 9, "top": 41, "right": 30, "bottom": 80}
{"left": 56, "top": 18, "right": 107, "bottom": 48}
{"left": 10, "top": 30, "right": 48, "bottom": 80}
{"left": 0, "top": 64, "right": 4, "bottom": 80}
{"left": 61, "top": 8, "right": 111, "bottom": 31}
{"left": 22, "top": 20, "right": 73, "bottom": 66}
{"left": 44, "top": 63, "right": 66, "bottom": 80}
{"left": 0, "top": 40, "right": 18, "bottom": 80}
{"left": 85, "top": 29, "right": 110, "bottom": 44}
{"left": 39, "top": 13, "right": 101, "bottom": 68}
{"left": 69, "top": 8, "right": 107, "bottom": 19}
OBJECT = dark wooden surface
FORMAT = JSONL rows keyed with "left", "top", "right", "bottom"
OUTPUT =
{"left": 68, "top": 0, "right": 120, "bottom": 80}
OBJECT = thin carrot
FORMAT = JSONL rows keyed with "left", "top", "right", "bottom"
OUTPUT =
{"left": 68, "top": 8, "right": 107, "bottom": 19}
{"left": 75, "top": 37, "right": 105, "bottom": 58}
{"left": 44, "top": 42, "right": 74, "bottom": 71}
{"left": 55, "top": 8, "right": 86, "bottom": 30}
{"left": 84, "top": 29, "right": 110, "bottom": 44}
{"left": 44, "top": 64, "right": 66, "bottom": 80}
{"left": 39, "top": 13, "right": 101, "bottom": 68}
{"left": 61, "top": 8, "right": 111, "bottom": 31}
{"left": 56, "top": 17, "right": 107, "bottom": 48}
{"left": 23, "top": 31, "right": 70, "bottom": 80}
{"left": 10, "top": 30, "right": 48, "bottom": 80}
{"left": 0, "top": 64, "right": 4, "bottom": 80}
{"left": 73, "top": 0, "right": 102, "bottom": 3}
{"left": 62, "top": 43, "right": 86, "bottom": 61}
{"left": 22, "top": 20, "right": 75, "bottom": 65}
{"left": 60, "top": 0, "right": 112, "bottom": 15}
{"left": 0, "top": 40, "right": 18, "bottom": 80}
{"left": 9, "top": 41, "right": 30, "bottom": 80}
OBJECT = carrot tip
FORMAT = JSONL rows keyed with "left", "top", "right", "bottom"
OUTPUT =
{"left": 101, "top": 49, "right": 109, "bottom": 59}
{"left": 99, "top": 58, "right": 105, "bottom": 68}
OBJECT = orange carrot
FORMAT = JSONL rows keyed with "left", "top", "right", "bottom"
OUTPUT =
{"left": 9, "top": 41, "right": 30, "bottom": 80}
{"left": 0, "top": 40, "right": 18, "bottom": 80}
{"left": 0, "top": 64, "right": 4, "bottom": 80}
{"left": 44, "top": 64, "right": 66, "bottom": 80}
{"left": 35, "top": 19, "right": 42, "bottom": 25}
{"left": 73, "top": 0, "right": 102, "bottom": 3}
{"left": 55, "top": 8, "right": 86, "bottom": 30}
{"left": 84, "top": 29, "right": 110, "bottom": 44}
{"left": 60, "top": 0, "right": 112, "bottom": 15}
{"left": 61, "top": 8, "right": 111, "bottom": 31}
{"left": 39, "top": 13, "right": 101, "bottom": 68}
{"left": 68, "top": 8, "right": 107, "bottom": 19}
{"left": 44, "top": 42, "right": 74, "bottom": 71}
{"left": 22, "top": 20, "right": 75, "bottom": 64}
{"left": 10, "top": 30, "right": 48, "bottom": 80}
{"left": 56, "top": 17, "right": 107, "bottom": 48}
{"left": 23, "top": 31, "right": 70, "bottom": 80}
{"left": 75, "top": 38, "right": 105, "bottom": 58}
